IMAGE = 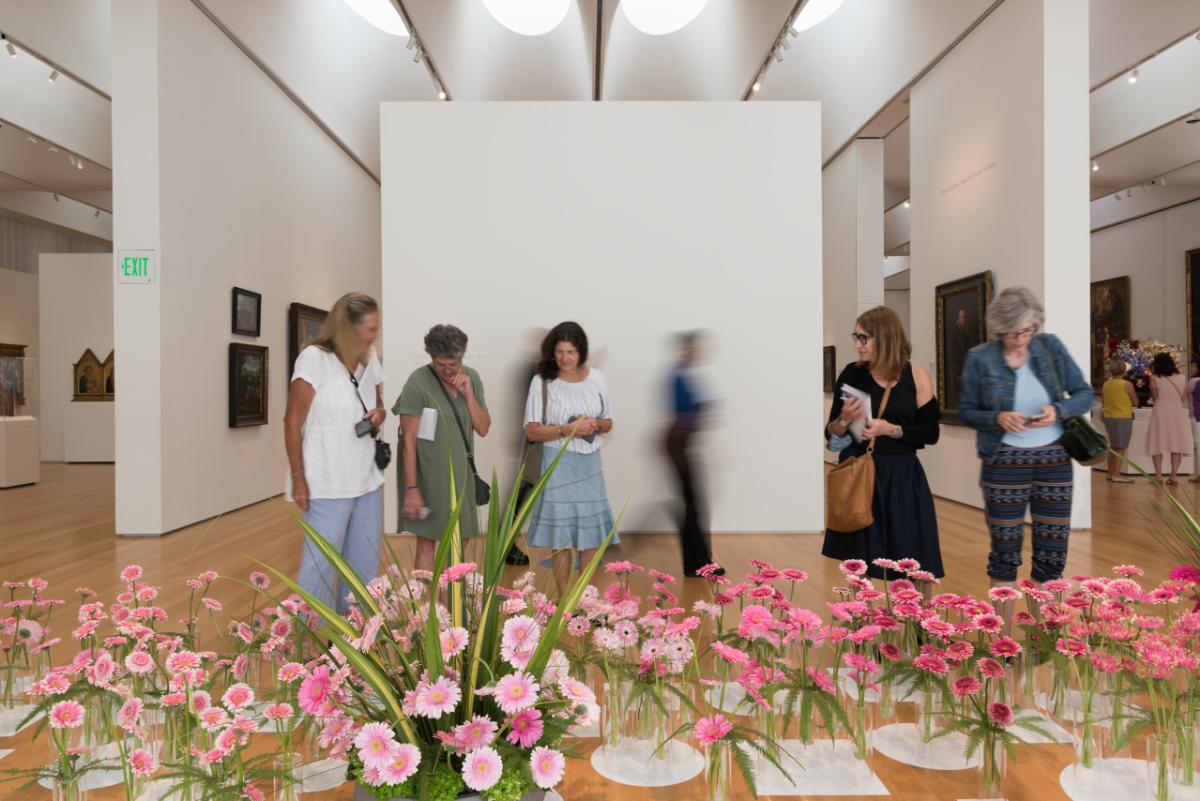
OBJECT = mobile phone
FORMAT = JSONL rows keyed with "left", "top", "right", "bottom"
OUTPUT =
{"left": 1026, "top": 412, "right": 1048, "bottom": 423}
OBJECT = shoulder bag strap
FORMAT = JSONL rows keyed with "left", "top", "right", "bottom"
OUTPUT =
{"left": 427, "top": 366, "right": 482, "bottom": 477}
{"left": 347, "top": 368, "right": 379, "bottom": 440}
{"left": 865, "top": 382, "right": 895, "bottom": 455}
{"left": 1036, "top": 335, "right": 1067, "bottom": 400}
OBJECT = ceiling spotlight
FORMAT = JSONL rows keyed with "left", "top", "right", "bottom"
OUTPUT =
{"left": 6, "top": 42, "right": 15, "bottom": 58}
{"left": 411, "top": 47, "right": 422, "bottom": 63}
{"left": 25, "top": 135, "right": 38, "bottom": 144}
{"left": 1092, "top": 161, "right": 1099, "bottom": 172}
{"left": 74, "top": 156, "right": 83, "bottom": 170}
{"left": 751, "top": 81, "right": 761, "bottom": 93}
{"left": 94, "top": 210, "right": 100, "bottom": 218}
{"left": 437, "top": 90, "right": 446, "bottom": 100}
{"left": 773, "top": 49, "right": 784, "bottom": 63}
{"left": 48, "top": 68, "right": 58, "bottom": 83}
{"left": 1114, "top": 192, "right": 1122, "bottom": 202}
{"left": 1160, "top": 175, "right": 1168, "bottom": 186}
{"left": 47, "top": 144, "right": 58, "bottom": 153}
{"left": 405, "top": 36, "right": 417, "bottom": 50}
{"left": 1126, "top": 188, "right": 1133, "bottom": 198}
{"left": 53, "top": 193, "right": 59, "bottom": 202}
{"left": 1128, "top": 67, "right": 1138, "bottom": 84}
{"left": 1187, "top": 114, "right": 1200, "bottom": 124}
{"left": 903, "top": 200, "right": 910, "bottom": 209}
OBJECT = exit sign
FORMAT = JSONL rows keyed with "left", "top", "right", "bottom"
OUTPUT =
{"left": 117, "top": 250, "right": 156, "bottom": 284}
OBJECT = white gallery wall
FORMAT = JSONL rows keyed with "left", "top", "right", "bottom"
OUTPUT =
{"left": 0, "top": 267, "right": 38, "bottom": 361}
{"left": 37, "top": 253, "right": 113, "bottom": 462}
{"left": 910, "top": 0, "right": 1092, "bottom": 527}
{"left": 112, "top": 0, "right": 381, "bottom": 534}
{"left": 1091, "top": 200, "right": 1200, "bottom": 349}
{"left": 380, "top": 102, "right": 823, "bottom": 534}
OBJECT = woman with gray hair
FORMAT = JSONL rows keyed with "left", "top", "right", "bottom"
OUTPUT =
{"left": 393, "top": 324, "right": 491, "bottom": 572}
{"left": 960, "top": 287, "right": 1092, "bottom": 593}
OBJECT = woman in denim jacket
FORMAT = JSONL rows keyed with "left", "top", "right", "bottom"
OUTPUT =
{"left": 959, "top": 287, "right": 1093, "bottom": 596}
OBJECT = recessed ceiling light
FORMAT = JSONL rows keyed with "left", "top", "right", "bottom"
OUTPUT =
{"left": 1128, "top": 67, "right": 1139, "bottom": 84}
{"left": 793, "top": 0, "right": 847, "bottom": 33}
{"left": 48, "top": 69, "right": 58, "bottom": 83}
{"left": 622, "top": 0, "right": 707, "bottom": 36}
{"left": 483, "top": 0, "right": 570, "bottom": 36}
{"left": 903, "top": 200, "right": 910, "bottom": 209}
{"left": 751, "top": 81, "right": 761, "bottom": 93}
{"left": 5, "top": 42, "right": 16, "bottom": 58}
{"left": 1092, "top": 161, "right": 1099, "bottom": 172}
{"left": 339, "top": 0, "right": 407, "bottom": 36}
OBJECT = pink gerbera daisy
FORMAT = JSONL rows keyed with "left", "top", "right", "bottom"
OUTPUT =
{"left": 264, "top": 703, "right": 294, "bottom": 721}
{"left": 49, "top": 700, "right": 85, "bottom": 729}
{"left": 694, "top": 714, "right": 733, "bottom": 746}
{"left": 379, "top": 743, "right": 421, "bottom": 786}
{"left": 355, "top": 722, "right": 399, "bottom": 770}
{"left": 494, "top": 672, "right": 539, "bottom": 714}
{"left": 125, "top": 651, "right": 155, "bottom": 676}
{"left": 989, "top": 637, "right": 1022, "bottom": 658}
{"left": 711, "top": 641, "right": 751, "bottom": 665}
{"left": 952, "top": 676, "right": 982, "bottom": 698}
{"left": 297, "top": 665, "right": 332, "bottom": 715}
{"left": 222, "top": 683, "right": 254, "bottom": 711}
{"left": 462, "top": 746, "right": 503, "bottom": 791}
{"left": 988, "top": 701, "right": 1014, "bottom": 728}
{"left": 415, "top": 677, "right": 461, "bottom": 718}
{"left": 530, "top": 747, "right": 566, "bottom": 790}
{"left": 277, "top": 662, "right": 307, "bottom": 683}
{"left": 978, "top": 658, "right": 1006, "bottom": 679}
{"left": 129, "top": 748, "right": 157, "bottom": 777}
{"left": 454, "top": 716, "right": 499, "bottom": 750}
{"left": 440, "top": 627, "right": 469, "bottom": 659}
{"left": 506, "top": 708, "right": 544, "bottom": 748}
{"left": 118, "top": 697, "right": 143, "bottom": 731}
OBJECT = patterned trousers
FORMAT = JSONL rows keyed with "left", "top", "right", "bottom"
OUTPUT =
{"left": 980, "top": 444, "right": 1073, "bottom": 582}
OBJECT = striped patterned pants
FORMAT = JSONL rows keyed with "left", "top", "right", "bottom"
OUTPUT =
{"left": 980, "top": 444, "right": 1073, "bottom": 582}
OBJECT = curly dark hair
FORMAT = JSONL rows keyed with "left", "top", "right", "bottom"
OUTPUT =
{"left": 1151, "top": 352, "right": 1179, "bottom": 377}
{"left": 537, "top": 321, "right": 589, "bottom": 380}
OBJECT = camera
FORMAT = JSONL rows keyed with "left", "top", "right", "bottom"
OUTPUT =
{"left": 354, "top": 418, "right": 376, "bottom": 438}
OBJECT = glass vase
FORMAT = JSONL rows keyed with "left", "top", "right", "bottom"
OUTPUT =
{"left": 601, "top": 676, "right": 628, "bottom": 750}
{"left": 704, "top": 743, "right": 732, "bottom": 801}
{"left": 977, "top": 734, "right": 1006, "bottom": 798}
{"left": 274, "top": 751, "right": 302, "bottom": 801}
{"left": 841, "top": 690, "right": 875, "bottom": 762}
{"left": 1178, "top": 723, "right": 1198, "bottom": 788}
{"left": 1147, "top": 734, "right": 1180, "bottom": 801}
{"left": 52, "top": 775, "right": 87, "bottom": 801}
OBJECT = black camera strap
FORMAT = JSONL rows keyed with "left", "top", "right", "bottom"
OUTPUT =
{"left": 347, "top": 369, "right": 377, "bottom": 435}
{"left": 427, "top": 366, "right": 484, "bottom": 482}
{"left": 349, "top": 366, "right": 392, "bottom": 471}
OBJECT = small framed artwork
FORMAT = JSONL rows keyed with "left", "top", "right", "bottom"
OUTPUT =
{"left": 936, "top": 270, "right": 993, "bottom": 425}
{"left": 232, "top": 287, "right": 262, "bottom": 337}
{"left": 1187, "top": 249, "right": 1200, "bottom": 367}
{"left": 288, "top": 303, "right": 328, "bottom": 379}
{"left": 823, "top": 346, "right": 837, "bottom": 393}
{"left": 72, "top": 348, "right": 110, "bottom": 402}
{"left": 0, "top": 343, "right": 26, "bottom": 416}
{"left": 229, "top": 343, "right": 269, "bottom": 427}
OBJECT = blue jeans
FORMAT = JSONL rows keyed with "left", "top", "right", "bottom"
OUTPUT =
{"left": 298, "top": 487, "right": 382, "bottom": 615}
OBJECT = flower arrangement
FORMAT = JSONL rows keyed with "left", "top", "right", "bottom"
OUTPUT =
{"left": 1107, "top": 337, "right": 1184, "bottom": 405}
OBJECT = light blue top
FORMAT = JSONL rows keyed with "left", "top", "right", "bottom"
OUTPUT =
{"left": 1002, "top": 360, "right": 1064, "bottom": 447}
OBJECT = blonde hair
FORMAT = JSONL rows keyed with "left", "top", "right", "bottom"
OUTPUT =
{"left": 1106, "top": 359, "right": 1126, "bottom": 378}
{"left": 857, "top": 306, "right": 911, "bottom": 382}
{"left": 310, "top": 293, "right": 379, "bottom": 365}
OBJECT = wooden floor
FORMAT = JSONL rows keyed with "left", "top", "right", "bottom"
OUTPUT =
{"left": 0, "top": 463, "right": 1193, "bottom": 800}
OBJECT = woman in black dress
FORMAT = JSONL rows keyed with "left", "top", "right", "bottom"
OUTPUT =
{"left": 823, "top": 306, "right": 943, "bottom": 584}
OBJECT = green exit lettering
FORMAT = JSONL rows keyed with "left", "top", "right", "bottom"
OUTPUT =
{"left": 123, "top": 256, "right": 148, "bottom": 277}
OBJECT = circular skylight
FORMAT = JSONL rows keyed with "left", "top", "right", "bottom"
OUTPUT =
{"left": 621, "top": 0, "right": 708, "bottom": 36}
{"left": 341, "top": 0, "right": 408, "bottom": 36}
{"left": 483, "top": 0, "right": 571, "bottom": 36}
{"left": 792, "top": 0, "right": 847, "bottom": 33}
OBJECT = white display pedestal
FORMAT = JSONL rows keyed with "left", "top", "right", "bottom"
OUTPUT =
{"left": 0, "top": 416, "right": 39, "bottom": 487}
{"left": 1091, "top": 406, "right": 1193, "bottom": 476}
{"left": 64, "top": 402, "right": 115, "bottom": 463}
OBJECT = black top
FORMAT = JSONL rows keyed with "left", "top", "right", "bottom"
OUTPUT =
{"left": 826, "top": 362, "right": 941, "bottom": 457}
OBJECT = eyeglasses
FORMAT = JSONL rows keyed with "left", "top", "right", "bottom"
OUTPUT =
{"left": 851, "top": 333, "right": 873, "bottom": 345}
{"left": 1001, "top": 326, "right": 1039, "bottom": 341}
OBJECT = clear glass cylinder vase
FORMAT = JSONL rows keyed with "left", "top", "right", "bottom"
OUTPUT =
{"left": 274, "top": 751, "right": 302, "bottom": 801}
{"left": 1147, "top": 734, "right": 1180, "bottom": 801}
{"left": 704, "top": 744, "right": 732, "bottom": 801}
{"left": 52, "top": 775, "right": 87, "bottom": 801}
{"left": 978, "top": 735, "right": 1006, "bottom": 799}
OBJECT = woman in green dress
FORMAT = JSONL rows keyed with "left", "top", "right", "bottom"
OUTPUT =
{"left": 393, "top": 325, "right": 491, "bottom": 571}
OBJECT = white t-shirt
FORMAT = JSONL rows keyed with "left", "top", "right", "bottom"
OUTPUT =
{"left": 523, "top": 369, "right": 611, "bottom": 455}
{"left": 289, "top": 345, "right": 385, "bottom": 499}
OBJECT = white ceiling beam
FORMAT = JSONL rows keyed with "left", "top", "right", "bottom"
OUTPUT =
{"left": 0, "top": 189, "right": 111, "bottom": 242}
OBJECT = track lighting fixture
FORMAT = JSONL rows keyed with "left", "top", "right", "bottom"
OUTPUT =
{"left": 74, "top": 155, "right": 83, "bottom": 170}
{"left": 48, "top": 68, "right": 58, "bottom": 83}
{"left": 25, "top": 135, "right": 37, "bottom": 144}
{"left": 1160, "top": 176, "right": 1167, "bottom": 186}
{"left": 47, "top": 144, "right": 58, "bottom": 153}
{"left": 437, "top": 89, "right": 446, "bottom": 100}
{"left": 94, "top": 210, "right": 100, "bottom": 218}
{"left": 53, "top": 193, "right": 59, "bottom": 202}
{"left": 1128, "top": 67, "right": 1138, "bottom": 84}
{"left": 1126, "top": 188, "right": 1133, "bottom": 198}
{"left": 1114, "top": 192, "right": 1121, "bottom": 202}
{"left": 903, "top": 200, "right": 910, "bottom": 209}
{"left": 1092, "top": 161, "right": 1099, "bottom": 172}
{"left": 6, "top": 42, "right": 15, "bottom": 58}
{"left": 751, "top": 81, "right": 761, "bottom": 93}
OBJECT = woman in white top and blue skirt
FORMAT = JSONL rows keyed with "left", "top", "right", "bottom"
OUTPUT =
{"left": 284, "top": 293, "right": 387, "bottom": 615}
{"left": 523, "top": 322, "right": 618, "bottom": 592}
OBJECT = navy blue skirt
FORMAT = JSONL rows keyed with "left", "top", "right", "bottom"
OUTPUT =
{"left": 822, "top": 453, "right": 944, "bottom": 580}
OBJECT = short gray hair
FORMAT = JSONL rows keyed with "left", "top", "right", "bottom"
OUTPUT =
{"left": 424, "top": 324, "right": 468, "bottom": 359}
{"left": 986, "top": 286, "right": 1045, "bottom": 339}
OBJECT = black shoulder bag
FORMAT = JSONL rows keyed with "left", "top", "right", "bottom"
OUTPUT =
{"left": 521, "top": 378, "right": 549, "bottom": 486}
{"left": 347, "top": 370, "right": 392, "bottom": 470}
{"left": 428, "top": 367, "right": 491, "bottom": 506}
{"left": 1037, "top": 335, "right": 1108, "bottom": 466}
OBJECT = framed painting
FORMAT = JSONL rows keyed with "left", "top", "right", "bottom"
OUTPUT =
{"left": 229, "top": 343, "right": 268, "bottom": 427}
{"left": 0, "top": 343, "right": 25, "bottom": 417}
{"left": 823, "top": 345, "right": 836, "bottom": 393}
{"left": 1091, "top": 276, "right": 1130, "bottom": 387}
{"left": 101, "top": 350, "right": 115, "bottom": 396}
{"left": 288, "top": 303, "right": 328, "bottom": 379}
{"left": 73, "top": 348, "right": 108, "bottom": 402}
{"left": 936, "top": 271, "right": 993, "bottom": 425}
{"left": 1188, "top": 249, "right": 1200, "bottom": 367}
{"left": 232, "top": 287, "right": 262, "bottom": 337}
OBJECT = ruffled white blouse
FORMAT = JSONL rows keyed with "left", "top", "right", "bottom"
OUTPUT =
{"left": 523, "top": 369, "right": 611, "bottom": 455}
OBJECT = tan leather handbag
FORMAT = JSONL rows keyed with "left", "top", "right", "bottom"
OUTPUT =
{"left": 825, "top": 383, "right": 893, "bottom": 532}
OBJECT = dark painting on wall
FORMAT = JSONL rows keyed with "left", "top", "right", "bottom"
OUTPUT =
{"left": 232, "top": 287, "right": 262, "bottom": 337}
{"left": 0, "top": 343, "right": 26, "bottom": 417}
{"left": 823, "top": 346, "right": 837, "bottom": 393}
{"left": 1188, "top": 249, "right": 1200, "bottom": 368}
{"left": 1091, "top": 276, "right": 1130, "bottom": 387}
{"left": 72, "top": 348, "right": 112, "bottom": 402}
{"left": 229, "top": 343, "right": 268, "bottom": 427}
{"left": 936, "top": 271, "right": 992, "bottom": 425}
{"left": 288, "top": 303, "right": 328, "bottom": 379}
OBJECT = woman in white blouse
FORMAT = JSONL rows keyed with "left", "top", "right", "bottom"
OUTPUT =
{"left": 524, "top": 321, "right": 618, "bottom": 592}
{"left": 284, "top": 293, "right": 386, "bottom": 614}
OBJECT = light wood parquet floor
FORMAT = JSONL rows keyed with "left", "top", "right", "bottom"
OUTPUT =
{"left": 0, "top": 463, "right": 1192, "bottom": 800}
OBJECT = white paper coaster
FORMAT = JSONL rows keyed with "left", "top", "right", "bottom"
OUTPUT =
{"left": 746, "top": 739, "right": 888, "bottom": 796}
{"left": 0, "top": 705, "right": 42, "bottom": 737}
{"left": 38, "top": 762, "right": 125, "bottom": 790}
{"left": 136, "top": 778, "right": 173, "bottom": 801}
{"left": 544, "top": 792, "right": 564, "bottom": 801}
{"left": 299, "top": 757, "right": 349, "bottom": 792}
{"left": 590, "top": 739, "right": 704, "bottom": 787}
{"left": 0, "top": 748, "right": 12, "bottom": 761}
{"left": 1059, "top": 758, "right": 1155, "bottom": 801}
{"left": 1012, "top": 712, "right": 1074, "bottom": 745}
{"left": 703, "top": 681, "right": 747, "bottom": 713}
{"left": 872, "top": 722, "right": 981, "bottom": 770}
{"left": 566, "top": 719, "right": 599, "bottom": 738}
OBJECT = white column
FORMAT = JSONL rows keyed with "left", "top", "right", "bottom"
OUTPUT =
{"left": 854, "top": 139, "right": 885, "bottom": 318}
{"left": 910, "top": 0, "right": 1091, "bottom": 528}
{"left": 112, "top": 0, "right": 165, "bottom": 535}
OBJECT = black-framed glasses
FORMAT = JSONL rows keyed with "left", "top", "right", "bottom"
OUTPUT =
{"left": 1002, "top": 326, "right": 1039, "bottom": 341}
{"left": 851, "top": 332, "right": 873, "bottom": 345}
